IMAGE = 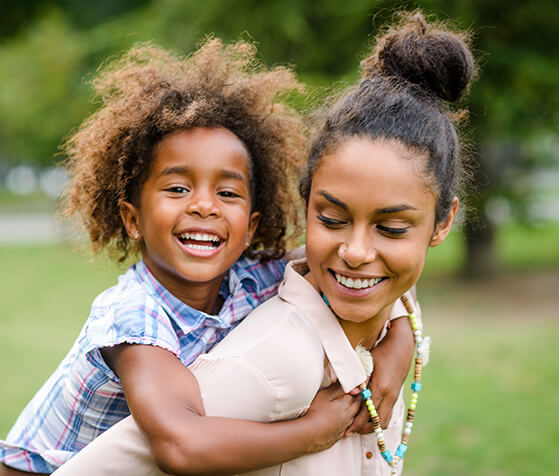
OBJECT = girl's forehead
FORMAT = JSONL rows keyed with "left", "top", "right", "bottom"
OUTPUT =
{"left": 151, "top": 127, "right": 252, "bottom": 180}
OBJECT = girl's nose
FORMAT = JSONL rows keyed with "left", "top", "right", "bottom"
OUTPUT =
{"left": 186, "top": 192, "right": 219, "bottom": 218}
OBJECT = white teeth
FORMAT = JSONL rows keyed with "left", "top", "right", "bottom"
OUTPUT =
{"left": 185, "top": 243, "right": 215, "bottom": 251}
{"left": 179, "top": 232, "right": 220, "bottom": 242}
{"left": 334, "top": 272, "right": 383, "bottom": 289}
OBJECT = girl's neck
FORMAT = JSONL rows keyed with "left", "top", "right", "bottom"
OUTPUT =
{"left": 144, "top": 261, "right": 225, "bottom": 315}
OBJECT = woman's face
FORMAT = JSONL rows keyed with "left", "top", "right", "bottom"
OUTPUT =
{"left": 305, "top": 137, "right": 456, "bottom": 324}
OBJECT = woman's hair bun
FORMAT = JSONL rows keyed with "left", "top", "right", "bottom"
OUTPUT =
{"left": 361, "top": 11, "right": 475, "bottom": 103}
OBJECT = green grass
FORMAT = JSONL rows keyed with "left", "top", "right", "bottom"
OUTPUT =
{"left": 0, "top": 237, "right": 557, "bottom": 475}
{"left": 0, "top": 244, "right": 122, "bottom": 432}
{"left": 0, "top": 188, "right": 57, "bottom": 214}
{"left": 402, "top": 317, "right": 558, "bottom": 476}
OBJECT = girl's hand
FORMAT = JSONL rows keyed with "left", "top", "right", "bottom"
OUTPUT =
{"left": 302, "top": 383, "right": 360, "bottom": 452}
{"left": 345, "top": 316, "right": 415, "bottom": 434}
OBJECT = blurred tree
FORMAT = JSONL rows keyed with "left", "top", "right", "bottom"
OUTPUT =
{"left": 0, "top": 0, "right": 150, "bottom": 37}
{"left": 418, "top": 0, "right": 559, "bottom": 276}
{"left": 0, "top": 0, "right": 557, "bottom": 275}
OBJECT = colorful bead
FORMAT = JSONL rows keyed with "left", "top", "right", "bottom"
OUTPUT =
{"left": 411, "top": 382, "right": 422, "bottom": 392}
{"left": 361, "top": 388, "right": 372, "bottom": 399}
{"left": 381, "top": 451, "right": 393, "bottom": 463}
{"left": 395, "top": 444, "right": 408, "bottom": 458}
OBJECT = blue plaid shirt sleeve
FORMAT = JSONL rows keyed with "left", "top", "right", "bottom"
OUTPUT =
{"left": 82, "top": 290, "right": 182, "bottom": 381}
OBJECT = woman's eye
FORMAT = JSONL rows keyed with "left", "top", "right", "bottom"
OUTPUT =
{"left": 377, "top": 224, "right": 408, "bottom": 235}
{"left": 317, "top": 215, "right": 346, "bottom": 227}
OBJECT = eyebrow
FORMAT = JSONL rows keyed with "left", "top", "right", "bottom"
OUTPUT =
{"left": 159, "top": 166, "right": 247, "bottom": 182}
{"left": 376, "top": 204, "right": 419, "bottom": 214}
{"left": 319, "top": 191, "right": 418, "bottom": 214}
{"left": 319, "top": 191, "right": 348, "bottom": 210}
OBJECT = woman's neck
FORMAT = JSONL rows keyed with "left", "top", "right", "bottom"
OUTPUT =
{"left": 338, "top": 304, "right": 393, "bottom": 350}
{"left": 304, "top": 268, "right": 393, "bottom": 350}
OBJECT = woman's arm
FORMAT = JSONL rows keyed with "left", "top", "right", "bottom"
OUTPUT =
{"left": 98, "top": 344, "right": 359, "bottom": 475}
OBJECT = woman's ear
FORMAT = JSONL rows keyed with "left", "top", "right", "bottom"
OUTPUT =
{"left": 430, "top": 197, "right": 459, "bottom": 248}
{"left": 120, "top": 201, "right": 142, "bottom": 241}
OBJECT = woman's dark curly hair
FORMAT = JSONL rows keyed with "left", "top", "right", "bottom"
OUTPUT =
{"left": 300, "top": 11, "right": 477, "bottom": 225}
{"left": 61, "top": 38, "right": 306, "bottom": 262}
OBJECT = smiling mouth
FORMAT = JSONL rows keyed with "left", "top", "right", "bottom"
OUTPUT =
{"left": 332, "top": 271, "right": 386, "bottom": 290}
{"left": 177, "top": 232, "right": 224, "bottom": 251}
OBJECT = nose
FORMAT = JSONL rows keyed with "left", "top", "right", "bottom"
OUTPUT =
{"left": 186, "top": 189, "right": 219, "bottom": 218}
{"left": 340, "top": 228, "right": 376, "bottom": 268}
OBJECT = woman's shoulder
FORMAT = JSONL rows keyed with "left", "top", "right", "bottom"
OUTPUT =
{"left": 192, "top": 297, "right": 326, "bottom": 421}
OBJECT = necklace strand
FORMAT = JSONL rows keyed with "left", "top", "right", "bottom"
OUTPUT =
{"left": 359, "top": 294, "right": 425, "bottom": 474}
{"left": 320, "top": 292, "right": 429, "bottom": 474}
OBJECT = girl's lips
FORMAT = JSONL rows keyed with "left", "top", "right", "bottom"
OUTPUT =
{"left": 176, "top": 235, "right": 225, "bottom": 258}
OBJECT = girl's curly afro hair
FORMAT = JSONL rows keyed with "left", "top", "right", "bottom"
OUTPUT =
{"left": 61, "top": 38, "right": 307, "bottom": 262}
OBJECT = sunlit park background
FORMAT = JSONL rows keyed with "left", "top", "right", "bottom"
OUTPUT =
{"left": 1, "top": 0, "right": 558, "bottom": 475}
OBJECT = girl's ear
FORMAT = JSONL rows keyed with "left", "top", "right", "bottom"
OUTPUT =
{"left": 244, "top": 211, "right": 261, "bottom": 248}
{"left": 430, "top": 197, "right": 459, "bottom": 248}
{"left": 120, "top": 201, "right": 142, "bottom": 241}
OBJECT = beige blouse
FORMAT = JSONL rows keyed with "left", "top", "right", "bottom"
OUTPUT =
{"left": 53, "top": 259, "right": 418, "bottom": 476}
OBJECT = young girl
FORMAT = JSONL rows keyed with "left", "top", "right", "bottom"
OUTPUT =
{"left": 0, "top": 38, "right": 414, "bottom": 474}
{"left": 50, "top": 10, "right": 475, "bottom": 476}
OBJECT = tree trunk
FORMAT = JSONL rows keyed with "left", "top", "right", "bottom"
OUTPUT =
{"left": 461, "top": 141, "right": 506, "bottom": 278}
{"left": 463, "top": 213, "right": 498, "bottom": 278}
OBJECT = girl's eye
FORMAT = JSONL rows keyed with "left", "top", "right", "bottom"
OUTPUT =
{"left": 377, "top": 224, "right": 408, "bottom": 236}
{"left": 218, "top": 190, "right": 242, "bottom": 199}
{"left": 165, "top": 186, "right": 189, "bottom": 194}
{"left": 317, "top": 215, "right": 346, "bottom": 227}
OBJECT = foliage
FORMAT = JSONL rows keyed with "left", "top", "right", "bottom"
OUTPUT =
{"left": 0, "top": 0, "right": 557, "bottom": 164}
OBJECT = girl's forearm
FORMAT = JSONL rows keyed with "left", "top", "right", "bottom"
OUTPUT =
{"left": 153, "top": 414, "right": 318, "bottom": 475}
{"left": 149, "top": 383, "right": 357, "bottom": 475}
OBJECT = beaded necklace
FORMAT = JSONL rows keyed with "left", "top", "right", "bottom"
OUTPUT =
{"left": 321, "top": 292, "right": 430, "bottom": 475}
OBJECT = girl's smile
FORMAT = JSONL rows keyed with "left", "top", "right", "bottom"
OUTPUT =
{"left": 121, "top": 127, "right": 260, "bottom": 311}
{"left": 176, "top": 229, "right": 225, "bottom": 257}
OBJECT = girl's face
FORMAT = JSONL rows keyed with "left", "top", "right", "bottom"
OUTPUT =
{"left": 305, "top": 137, "right": 456, "bottom": 326}
{"left": 121, "top": 127, "right": 260, "bottom": 308}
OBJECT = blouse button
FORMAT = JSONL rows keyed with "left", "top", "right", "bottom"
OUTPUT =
{"left": 365, "top": 451, "right": 373, "bottom": 459}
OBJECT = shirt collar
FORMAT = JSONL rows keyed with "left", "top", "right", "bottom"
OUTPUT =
{"left": 133, "top": 259, "right": 259, "bottom": 329}
{"left": 222, "top": 256, "right": 261, "bottom": 296}
{"left": 277, "top": 259, "right": 368, "bottom": 393}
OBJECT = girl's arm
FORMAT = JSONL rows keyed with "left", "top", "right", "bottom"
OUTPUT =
{"left": 99, "top": 343, "right": 359, "bottom": 475}
{"left": 346, "top": 310, "right": 415, "bottom": 434}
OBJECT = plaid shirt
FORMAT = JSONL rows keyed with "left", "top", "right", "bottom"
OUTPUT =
{"left": 0, "top": 256, "right": 286, "bottom": 473}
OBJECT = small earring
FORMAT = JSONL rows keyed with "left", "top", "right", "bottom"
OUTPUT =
{"left": 133, "top": 232, "right": 140, "bottom": 240}
{"left": 245, "top": 241, "right": 250, "bottom": 247}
